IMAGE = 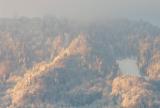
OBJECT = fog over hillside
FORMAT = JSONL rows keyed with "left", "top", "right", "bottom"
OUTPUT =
{"left": 0, "top": 17, "right": 159, "bottom": 108}
{"left": 0, "top": 0, "right": 160, "bottom": 108}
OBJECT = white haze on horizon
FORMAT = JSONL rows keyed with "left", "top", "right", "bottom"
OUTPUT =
{"left": 0, "top": 0, "right": 160, "bottom": 26}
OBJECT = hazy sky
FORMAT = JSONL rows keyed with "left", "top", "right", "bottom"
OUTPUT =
{"left": 0, "top": 0, "right": 160, "bottom": 26}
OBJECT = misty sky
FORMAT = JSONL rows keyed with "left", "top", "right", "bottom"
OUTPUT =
{"left": 0, "top": 0, "right": 160, "bottom": 26}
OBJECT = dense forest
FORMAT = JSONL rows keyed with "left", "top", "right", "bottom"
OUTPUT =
{"left": 0, "top": 17, "right": 160, "bottom": 108}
